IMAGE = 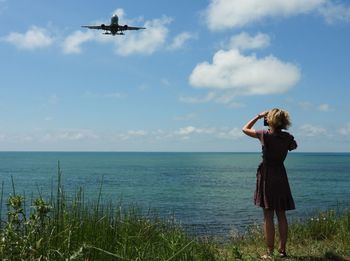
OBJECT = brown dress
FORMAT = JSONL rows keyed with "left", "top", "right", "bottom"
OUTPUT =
{"left": 255, "top": 129, "right": 297, "bottom": 210}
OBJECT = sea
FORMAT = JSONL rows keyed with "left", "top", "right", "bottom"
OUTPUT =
{"left": 0, "top": 152, "right": 349, "bottom": 238}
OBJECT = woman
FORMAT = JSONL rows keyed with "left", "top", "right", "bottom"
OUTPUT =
{"left": 242, "top": 108, "right": 297, "bottom": 259}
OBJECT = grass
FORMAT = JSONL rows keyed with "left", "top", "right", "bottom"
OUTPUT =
{"left": 226, "top": 209, "right": 350, "bottom": 260}
{"left": 0, "top": 163, "right": 349, "bottom": 260}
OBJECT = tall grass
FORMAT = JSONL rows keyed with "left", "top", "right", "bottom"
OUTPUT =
{"left": 1, "top": 163, "right": 350, "bottom": 260}
{"left": 226, "top": 209, "right": 350, "bottom": 260}
{"left": 0, "top": 163, "right": 219, "bottom": 261}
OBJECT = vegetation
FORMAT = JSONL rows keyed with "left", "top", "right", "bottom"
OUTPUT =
{"left": 227, "top": 209, "right": 350, "bottom": 260}
{"left": 0, "top": 164, "right": 349, "bottom": 260}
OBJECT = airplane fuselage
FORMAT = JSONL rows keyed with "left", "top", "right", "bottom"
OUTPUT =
{"left": 82, "top": 14, "right": 145, "bottom": 36}
{"left": 104, "top": 15, "right": 127, "bottom": 35}
{"left": 111, "top": 15, "right": 119, "bottom": 25}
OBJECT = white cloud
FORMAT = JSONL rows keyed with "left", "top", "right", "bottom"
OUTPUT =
{"left": 179, "top": 92, "right": 216, "bottom": 104}
{"left": 179, "top": 91, "right": 245, "bottom": 108}
{"left": 297, "top": 101, "right": 332, "bottom": 112}
{"left": 114, "top": 16, "right": 171, "bottom": 56}
{"left": 42, "top": 129, "right": 99, "bottom": 142}
{"left": 112, "top": 8, "right": 125, "bottom": 20}
{"left": 63, "top": 13, "right": 171, "bottom": 56}
{"left": 206, "top": 0, "right": 325, "bottom": 30}
{"left": 189, "top": 48, "right": 300, "bottom": 95}
{"left": 104, "top": 92, "right": 127, "bottom": 99}
{"left": 62, "top": 30, "right": 95, "bottom": 54}
{"left": 229, "top": 32, "right": 270, "bottom": 51}
{"left": 319, "top": 2, "right": 350, "bottom": 24}
{"left": 174, "top": 126, "right": 215, "bottom": 140}
{"left": 168, "top": 32, "right": 196, "bottom": 50}
{"left": 2, "top": 26, "right": 54, "bottom": 50}
{"left": 338, "top": 123, "right": 350, "bottom": 135}
{"left": 172, "top": 126, "right": 244, "bottom": 141}
{"left": 0, "top": 125, "right": 249, "bottom": 150}
{"left": 317, "top": 103, "right": 331, "bottom": 112}
{"left": 83, "top": 90, "right": 127, "bottom": 100}
{"left": 176, "top": 126, "right": 213, "bottom": 136}
{"left": 161, "top": 78, "right": 171, "bottom": 86}
{"left": 127, "top": 130, "right": 148, "bottom": 136}
{"left": 116, "top": 130, "right": 148, "bottom": 141}
{"left": 186, "top": 32, "right": 299, "bottom": 106}
{"left": 174, "top": 113, "right": 197, "bottom": 121}
{"left": 217, "top": 128, "right": 243, "bottom": 140}
{"left": 298, "top": 124, "right": 327, "bottom": 137}
{"left": 298, "top": 101, "right": 313, "bottom": 110}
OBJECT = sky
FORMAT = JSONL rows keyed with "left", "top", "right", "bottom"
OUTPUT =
{"left": 0, "top": 0, "right": 350, "bottom": 152}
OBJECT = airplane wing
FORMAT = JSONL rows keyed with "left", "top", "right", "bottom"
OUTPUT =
{"left": 81, "top": 25, "right": 111, "bottom": 30}
{"left": 125, "top": 26, "right": 146, "bottom": 30}
{"left": 119, "top": 25, "right": 146, "bottom": 31}
{"left": 81, "top": 23, "right": 145, "bottom": 35}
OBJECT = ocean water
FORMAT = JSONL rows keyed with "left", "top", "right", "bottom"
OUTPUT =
{"left": 0, "top": 152, "right": 349, "bottom": 237}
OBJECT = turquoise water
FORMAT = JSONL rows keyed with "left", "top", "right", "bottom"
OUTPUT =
{"left": 0, "top": 152, "right": 349, "bottom": 237}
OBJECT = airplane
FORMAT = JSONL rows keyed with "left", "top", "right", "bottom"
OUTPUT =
{"left": 81, "top": 15, "right": 146, "bottom": 35}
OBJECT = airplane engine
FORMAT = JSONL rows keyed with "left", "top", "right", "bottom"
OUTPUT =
{"left": 101, "top": 24, "right": 106, "bottom": 29}
{"left": 123, "top": 25, "right": 128, "bottom": 30}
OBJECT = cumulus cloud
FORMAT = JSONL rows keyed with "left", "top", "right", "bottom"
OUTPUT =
{"left": 206, "top": 0, "right": 325, "bottom": 30}
{"left": 189, "top": 48, "right": 300, "bottom": 95}
{"left": 297, "top": 101, "right": 332, "bottom": 112}
{"left": 114, "top": 16, "right": 171, "bottom": 56}
{"left": 338, "top": 123, "right": 350, "bottom": 135}
{"left": 205, "top": 0, "right": 350, "bottom": 30}
{"left": 62, "top": 30, "right": 95, "bottom": 54}
{"left": 217, "top": 128, "right": 243, "bottom": 140}
{"left": 319, "top": 2, "right": 350, "bottom": 24}
{"left": 186, "top": 32, "right": 300, "bottom": 106}
{"left": 112, "top": 8, "right": 125, "bottom": 20}
{"left": 63, "top": 10, "right": 172, "bottom": 56}
{"left": 117, "top": 130, "right": 148, "bottom": 141}
{"left": 1, "top": 125, "right": 248, "bottom": 150}
{"left": 171, "top": 126, "right": 244, "bottom": 141}
{"left": 229, "top": 32, "right": 270, "bottom": 51}
{"left": 176, "top": 126, "right": 215, "bottom": 136}
{"left": 42, "top": 129, "right": 99, "bottom": 142}
{"left": 298, "top": 124, "right": 327, "bottom": 137}
{"left": 168, "top": 32, "right": 196, "bottom": 50}
{"left": 2, "top": 26, "right": 54, "bottom": 50}
{"left": 179, "top": 91, "right": 245, "bottom": 108}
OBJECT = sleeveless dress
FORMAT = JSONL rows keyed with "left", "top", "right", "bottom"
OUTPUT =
{"left": 254, "top": 129, "right": 297, "bottom": 211}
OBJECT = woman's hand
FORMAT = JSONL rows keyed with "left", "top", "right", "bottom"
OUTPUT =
{"left": 258, "top": 111, "right": 269, "bottom": 119}
{"left": 242, "top": 110, "right": 268, "bottom": 138}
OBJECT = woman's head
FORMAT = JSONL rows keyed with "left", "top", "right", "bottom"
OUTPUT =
{"left": 266, "top": 108, "right": 291, "bottom": 130}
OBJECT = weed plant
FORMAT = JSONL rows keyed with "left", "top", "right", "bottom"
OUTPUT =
{"left": 227, "top": 209, "right": 350, "bottom": 260}
{"left": 0, "top": 163, "right": 219, "bottom": 261}
{"left": 0, "top": 163, "right": 349, "bottom": 260}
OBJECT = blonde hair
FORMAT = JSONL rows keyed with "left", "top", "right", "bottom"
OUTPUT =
{"left": 266, "top": 108, "right": 291, "bottom": 130}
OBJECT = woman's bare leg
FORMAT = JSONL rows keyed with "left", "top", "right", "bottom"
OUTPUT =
{"left": 276, "top": 210, "right": 288, "bottom": 253}
{"left": 263, "top": 209, "right": 275, "bottom": 255}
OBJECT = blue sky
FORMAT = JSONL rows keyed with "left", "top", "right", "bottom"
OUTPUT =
{"left": 1, "top": 0, "right": 350, "bottom": 152}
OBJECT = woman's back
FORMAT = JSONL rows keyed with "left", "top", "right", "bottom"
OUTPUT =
{"left": 262, "top": 130, "right": 297, "bottom": 164}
